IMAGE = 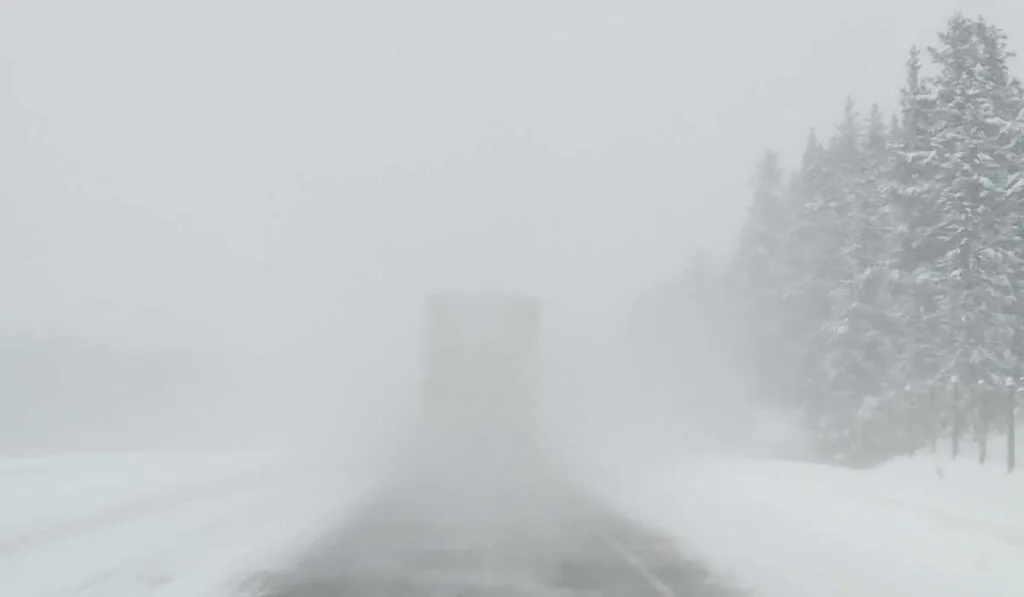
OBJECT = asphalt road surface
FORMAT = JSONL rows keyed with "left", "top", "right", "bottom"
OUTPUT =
{"left": 250, "top": 485, "right": 746, "bottom": 597}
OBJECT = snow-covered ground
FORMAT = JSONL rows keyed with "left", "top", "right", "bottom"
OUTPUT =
{"left": 0, "top": 452, "right": 276, "bottom": 544}
{"left": 609, "top": 451, "right": 1024, "bottom": 597}
{"left": 9, "top": 446, "right": 1024, "bottom": 597}
{"left": 0, "top": 452, "right": 369, "bottom": 597}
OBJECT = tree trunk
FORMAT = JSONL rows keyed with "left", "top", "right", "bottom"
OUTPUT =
{"left": 1009, "top": 385, "right": 1017, "bottom": 473}
{"left": 951, "top": 384, "right": 960, "bottom": 460}
{"left": 929, "top": 386, "right": 937, "bottom": 453}
{"left": 978, "top": 387, "right": 989, "bottom": 465}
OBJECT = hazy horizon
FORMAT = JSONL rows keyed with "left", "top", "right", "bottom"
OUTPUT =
{"left": 0, "top": 0, "right": 1020, "bottom": 453}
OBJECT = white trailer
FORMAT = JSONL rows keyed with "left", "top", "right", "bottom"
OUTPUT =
{"left": 419, "top": 293, "right": 542, "bottom": 447}
{"left": 392, "top": 293, "right": 550, "bottom": 516}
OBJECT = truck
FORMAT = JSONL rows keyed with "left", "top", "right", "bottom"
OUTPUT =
{"left": 419, "top": 293, "right": 542, "bottom": 447}
{"left": 394, "top": 293, "right": 549, "bottom": 517}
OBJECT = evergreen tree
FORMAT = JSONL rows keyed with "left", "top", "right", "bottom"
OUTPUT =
{"left": 813, "top": 99, "right": 896, "bottom": 444}
{"left": 734, "top": 151, "right": 801, "bottom": 407}
{"left": 891, "top": 45, "right": 944, "bottom": 392}
{"left": 926, "top": 14, "right": 1024, "bottom": 389}
{"left": 786, "top": 131, "right": 843, "bottom": 428}
{"left": 718, "top": 11, "right": 1024, "bottom": 461}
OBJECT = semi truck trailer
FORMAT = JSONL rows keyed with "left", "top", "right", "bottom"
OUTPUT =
{"left": 419, "top": 293, "right": 542, "bottom": 449}
{"left": 391, "top": 293, "right": 550, "bottom": 518}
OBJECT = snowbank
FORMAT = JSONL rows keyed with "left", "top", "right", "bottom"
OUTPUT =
{"left": 607, "top": 455, "right": 1024, "bottom": 597}
{"left": 0, "top": 452, "right": 279, "bottom": 544}
{"left": 0, "top": 451, "right": 368, "bottom": 597}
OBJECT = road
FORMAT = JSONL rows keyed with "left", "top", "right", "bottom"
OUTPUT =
{"left": 250, "top": 484, "right": 746, "bottom": 597}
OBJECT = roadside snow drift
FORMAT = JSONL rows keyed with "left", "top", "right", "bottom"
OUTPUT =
{"left": 607, "top": 455, "right": 1024, "bottom": 597}
{"left": 0, "top": 452, "right": 367, "bottom": 597}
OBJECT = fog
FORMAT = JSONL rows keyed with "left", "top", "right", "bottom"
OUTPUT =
{"left": 0, "top": 0, "right": 1018, "bottom": 461}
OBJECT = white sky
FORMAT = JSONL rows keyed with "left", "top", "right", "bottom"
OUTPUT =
{"left": 0, "top": 0, "right": 1019, "bottom": 356}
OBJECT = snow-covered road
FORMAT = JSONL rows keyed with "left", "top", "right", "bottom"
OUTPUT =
{"left": 257, "top": 489, "right": 743, "bottom": 597}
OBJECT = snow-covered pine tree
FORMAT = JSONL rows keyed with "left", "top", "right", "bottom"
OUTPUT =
{"left": 724, "top": 12, "right": 1024, "bottom": 462}
{"left": 975, "top": 19, "right": 1024, "bottom": 388}
{"left": 783, "top": 126, "right": 851, "bottom": 443}
{"left": 818, "top": 99, "right": 867, "bottom": 424}
{"left": 807, "top": 99, "right": 898, "bottom": 453}
{"left": 861, "top": 103, "right": 899, "bottom": 399}
{"left": 926, "top": 14, "right": 1023, "bottom": 395}
{"left": 974, "top": 17, "right": 1024, "bottom": 450}
{"left": 854, "top": 104, "right": 903, "bottom": 444}
{"left": 733, "top": 150, "right": 802, "bottom": 408}
{"left": 1005, "top": 100, "right": 1024, "bottom": 388}
{"left": 891, "top": 45, "right": 945, "bottom": 395}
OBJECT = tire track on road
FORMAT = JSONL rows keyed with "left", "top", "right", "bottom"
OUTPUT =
{"left": 252, "top": 493, "right": 745, "bottom": 596}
